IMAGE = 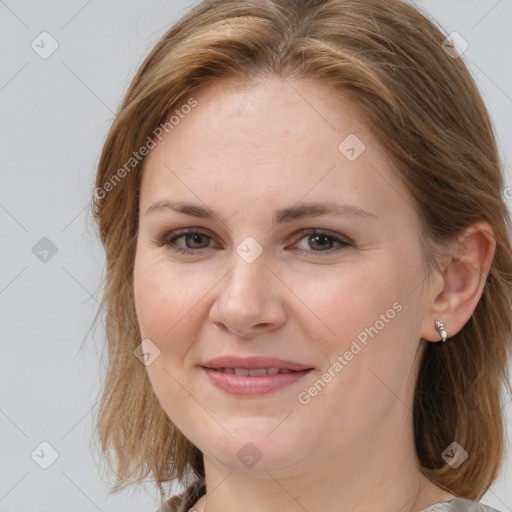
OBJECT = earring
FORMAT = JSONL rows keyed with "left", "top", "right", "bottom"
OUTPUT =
{"left": 434, "top": 320, "right": 448, "bottom": 342}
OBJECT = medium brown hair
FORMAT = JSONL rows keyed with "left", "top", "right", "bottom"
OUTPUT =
{"left": 92, "top": 0, "right": 512, "bottom": 501}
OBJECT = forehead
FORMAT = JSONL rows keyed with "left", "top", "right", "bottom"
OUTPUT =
{"left": 139, "top": 75, "right": 412, "bottom": 223}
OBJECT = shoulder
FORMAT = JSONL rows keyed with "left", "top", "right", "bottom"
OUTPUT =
{"left": 422, "top": 497, "right": 505, "bottom": 512}
{"left": 155, "top": 479, "right": 206, "bottom": 512}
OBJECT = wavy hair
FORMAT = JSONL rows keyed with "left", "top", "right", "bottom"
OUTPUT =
{"left": 92, "top": 0, "right": 512, "bottom": 501}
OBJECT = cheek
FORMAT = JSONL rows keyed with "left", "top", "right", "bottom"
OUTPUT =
{"left": 133, "top": 256, "right": 162, "bottom": 340}
{"left": 301, "top": 254, "right": 421, "bottom": 398}
{"left": 133, "top": 251, "right": 205, "bottom": 430}
{"left": 297, "top": 258, "right": 402, "bottom": 349}
{"left": 133, "top": 250, "right": 200, "bottom": 340}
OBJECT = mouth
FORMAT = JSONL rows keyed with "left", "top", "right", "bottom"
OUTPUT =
{"left": 200, "top": 364, "right": 314, "bottom": 397}
{"left": 199, "top": 356, "right": 314, "bottom": 396}
{"left": 202, "top": 367, "right": 305, "bottom": 376}
{"left": 201, "top": 355, "right": 313, "bottom": 372}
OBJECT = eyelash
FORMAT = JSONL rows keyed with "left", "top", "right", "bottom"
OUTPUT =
{"left": 158, "top": 228, "right": 352, "bottom": 257}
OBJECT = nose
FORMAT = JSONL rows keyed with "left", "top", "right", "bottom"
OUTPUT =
{"left": 209, "top": 253, "right": 287, "bottom": 339}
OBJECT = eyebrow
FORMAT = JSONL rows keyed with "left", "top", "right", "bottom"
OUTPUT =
{"left": 144, "top": 199, "right": 377, "bottom": 228}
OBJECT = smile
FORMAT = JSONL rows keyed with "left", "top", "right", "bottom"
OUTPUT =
{"left": 209, "top": 367, "right": 297, "bottom": 376}
{"left": 201, "top": 366, "right": 313, "bottom": 396}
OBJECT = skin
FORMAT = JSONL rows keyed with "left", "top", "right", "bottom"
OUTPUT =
{"left": 133, "top": 75, "right": 495, "bottom": 512}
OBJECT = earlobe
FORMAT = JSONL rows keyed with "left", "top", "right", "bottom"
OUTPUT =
{"left": 421, "top": 221, "right": 496, "bottom": 343}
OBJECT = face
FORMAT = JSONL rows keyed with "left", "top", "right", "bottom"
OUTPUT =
{"left": 133, "top": 75, "right": 432, "bottom": 474}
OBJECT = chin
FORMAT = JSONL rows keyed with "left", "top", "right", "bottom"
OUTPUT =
{"left": 200, "top": 424, "right": 308, "bottom": 474}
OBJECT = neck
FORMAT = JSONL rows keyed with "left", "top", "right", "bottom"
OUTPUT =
{"left": 190, "top": 406, "right": 455, "bottom": 512}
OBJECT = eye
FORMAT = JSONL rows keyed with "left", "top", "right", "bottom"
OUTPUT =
{"left": 157, "top": 227, "right": 352, "bottom": 257}
{"left": 290, "top": 229, "right": 352, "bottom": 256}
{"left": 160, "top": 229, "right": 215, "bottom": 255}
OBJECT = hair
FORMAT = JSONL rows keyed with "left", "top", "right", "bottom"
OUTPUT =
{"left": 91, "top": 0, "right": 512, "bottom": 502}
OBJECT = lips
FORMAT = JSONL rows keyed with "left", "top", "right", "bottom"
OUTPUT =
{"left": 200, "top": 356, "right": 314, "bottom": 396}
{"left": 210, "top": 367, "right": 296, "bottom": 376}
{"left": 201, "top": 355, "right": 313, "bottom": 372}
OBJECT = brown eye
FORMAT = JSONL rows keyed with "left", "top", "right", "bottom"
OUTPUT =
{"left": 307, "top": 233, "right": 335, "bottom": 251}
{"left": 291, "top": 229, "right": 352, "bottom": 256}
{"left": 159, "top": 228, "right": 352, "bottom": 257}
{"left": 182, "top": 232, "right": 211, "bottom": 249}
{"left": 162, "top": 229, "right": 215, "bottom": 255}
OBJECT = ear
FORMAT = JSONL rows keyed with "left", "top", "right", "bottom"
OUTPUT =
{"left": 421, "top": 221, "right": 496, "bottom": 342}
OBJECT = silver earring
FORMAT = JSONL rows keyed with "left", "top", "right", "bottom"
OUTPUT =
{"left": 434, "top": 320, "right": 448, "bottom": 342}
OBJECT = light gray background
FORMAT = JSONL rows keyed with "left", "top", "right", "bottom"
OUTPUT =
{"left": 1, "top": 1, "right": 511, "bottom": 511}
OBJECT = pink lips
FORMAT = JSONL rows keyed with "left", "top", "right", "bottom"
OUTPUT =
{"left": 200, "top": 355, "right": 314, "bottom": 397}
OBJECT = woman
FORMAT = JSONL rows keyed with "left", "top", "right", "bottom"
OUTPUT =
{"left": 92, "top": 1, "right": 512, "bottom": 511}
